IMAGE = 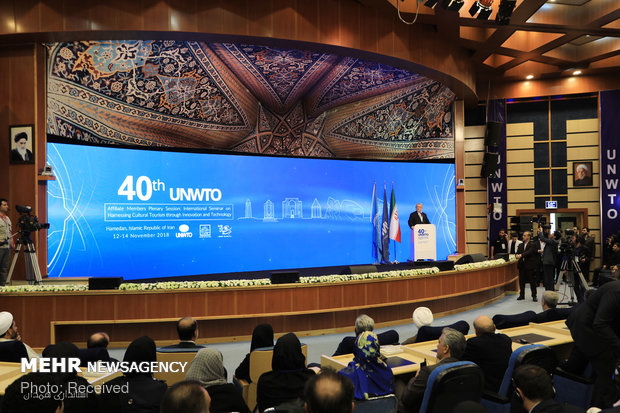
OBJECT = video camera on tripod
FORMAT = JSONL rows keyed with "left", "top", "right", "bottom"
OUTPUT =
{"left": 557, "top": 228, "right": 590, "bottom": 304}
{"left": 7, "top": 205, "right": 49, "bottom": 285}
{"left": 15, "top": 205, "right": 50, "bottom": 235}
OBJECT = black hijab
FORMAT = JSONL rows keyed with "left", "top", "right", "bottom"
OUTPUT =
{"left": 271, "top": 333, "right": 305, "bottom": 371}
{"left": 251, "top": 324, "right": 274, "bottom": 351}
{"left": 123, "top": 336, "right": 157, "bottom": 377}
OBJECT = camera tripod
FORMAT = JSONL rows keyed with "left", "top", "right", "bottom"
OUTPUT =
{"left": 6, "top": 231, "right": 43, "bottom": 285}
{"left": 555, "top": 253, "right": 590, "bottom": 305}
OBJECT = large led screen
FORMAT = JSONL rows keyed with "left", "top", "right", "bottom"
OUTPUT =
{"left": 47, "top": 142, "right": 456, "bottom": 279}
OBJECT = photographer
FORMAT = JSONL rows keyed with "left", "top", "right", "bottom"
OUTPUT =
{"left": 538, "top": 227, "right": 559, "bottom": 291}
{"left": 0, "top": 198, "right": 15, "bottom": 286}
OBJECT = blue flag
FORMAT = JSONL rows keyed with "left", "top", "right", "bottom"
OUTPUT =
{"left": 371, "top": 182, "right": 380, "bottom": 263}
{"left": 381, "top": 184, "right": 390, "bottom": 263}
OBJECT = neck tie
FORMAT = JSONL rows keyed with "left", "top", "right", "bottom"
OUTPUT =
{"left": 510, "top": 242, "right": 516, "bottom": 254}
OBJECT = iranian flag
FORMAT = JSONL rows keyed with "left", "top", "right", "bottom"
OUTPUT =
{"left": 389, "top": 185, "right": 401, "bottom": 242}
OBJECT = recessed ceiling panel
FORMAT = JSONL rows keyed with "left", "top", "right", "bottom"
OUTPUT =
{"left": 483, "top": 54, "right": 514, "bottom": 68}
{"left": 501, "top": 30, "right": 565, "bottom": 52}
{"left": 504, "top": 60, "right": 559, "bottom": 77}
{"left": 460, "top": 26, "right": 496, "bottom": 43}
{"left": 569, "top": 35, "right": 602, "bottom": 45}
{"left": 589, "top": 54, "right": 620, "bottom": 69}
{"left": 603, "top": 18, "right": 620, "bottom": 29}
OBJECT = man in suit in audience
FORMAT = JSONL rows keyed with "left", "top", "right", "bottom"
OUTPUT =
{"left": 305, "top": 368, "right": 354, "bottom": 413}
{"left": 461, "top": 316, "right": 512, "bottom": 393}
{"left": 532, "top": 291, "right": 568, "bottom": 324}
{"left": 398, "top": 327, "right": 466, "bottom": 413}
{"left": 1, "top": 372, "right": 64, "bottom": 413}
{"left": 516, "top": 231, "right": 540, "bottom": 302}
{"left": 158, "top": 317, "right": 205, "bottom": 351}
{"left": 160, "top": 380, "right": 211, "bottom": 413}
{"left": 566, "top": 280, "right": 620, "bottom": 408}
{"left": 0, "top": 311, "right": 39, "bottom": 360}
{"left": 408, "top": 203, "right": 430, "bottom": 228}
{"left": 513, "top": 365, "right": 584, "bottom": 413}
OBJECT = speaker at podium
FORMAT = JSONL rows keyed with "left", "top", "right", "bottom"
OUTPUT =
{"left": 409, "top": 224, "right": 437, "bottom": 261}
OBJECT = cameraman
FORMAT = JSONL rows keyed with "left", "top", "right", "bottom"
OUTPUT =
{"left": 538, "top": 227, "right": 560, "bottom": 291}
{"left": 0, "top": 198, "right": 15, "bottom": 286}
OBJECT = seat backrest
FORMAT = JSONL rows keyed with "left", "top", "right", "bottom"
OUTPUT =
{"left": 0, "top": 340, "right": 28, "bottom": 363}
{"left": 497, "top": 344, "right": 557, "bottom": 396}
{"left": 416, "top": 320, "right": 469, "bottom": 343}
{"left": 493, "top": 311, "right": 536, "bottom": 329}
{"left": 154, "top": 351, "right": 198, "bottom": 385}
{"left": 377, "top": 330, "right": 399, "bottom": 346}
{"left": 419, "top": 361, "right": 484, "bottom": 413}
{"left": 354, "top": 394, "right": 397, "bottom": 413}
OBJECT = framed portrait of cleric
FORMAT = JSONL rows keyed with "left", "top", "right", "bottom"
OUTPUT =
{"left": 9, "top": 125, "right": 34, "bottom": 164}
{"left": 573, "top": 161, "right": 593, "bottom": 187}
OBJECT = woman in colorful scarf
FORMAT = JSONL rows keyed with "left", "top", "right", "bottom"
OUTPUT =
{"left": 338, "top": 331, "right": 394, "bottom": 400}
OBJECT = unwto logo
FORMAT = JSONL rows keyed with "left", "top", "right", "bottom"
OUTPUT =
{"left": 176, "top": 224, "right": 193, "bottom": 238}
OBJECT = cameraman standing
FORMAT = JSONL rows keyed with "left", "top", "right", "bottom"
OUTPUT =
{"left": 538, "top": 227, "right": 559, "bottom": 291}
{"left": 0, "top": 198, "right": 15, "bottom": 286}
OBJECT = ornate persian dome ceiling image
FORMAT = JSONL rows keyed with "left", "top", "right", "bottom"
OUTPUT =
{"left": 47, "top": 40, "right": 455, "bottom": 160}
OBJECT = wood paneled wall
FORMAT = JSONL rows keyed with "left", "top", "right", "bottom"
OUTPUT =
{"left": 463, "top": 125, "right": 488, "bottom": 256}
{"left": 1, "top": 262, "right": 518, "bottom": 348}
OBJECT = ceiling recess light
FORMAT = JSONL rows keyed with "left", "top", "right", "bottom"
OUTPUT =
{"left": 573, "top": 70, "right": 582, "bottom": 75}
{"left": 526, "top": 75, "right": 534, "bottom": 80}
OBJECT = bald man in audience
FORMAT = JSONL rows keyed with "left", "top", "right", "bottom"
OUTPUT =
{"left": 462, "top": 316, "right": 512, "bottom": 393}
{"left": 160, "top": 381, "right": 211, "bottom": 413}
{"left": 87, "top": 331, "right": 110, "bottom": 348}
{"left": 305, "top": 369, "right": 354, "bottom": 413}
{"left": 159, "top": 316, "right": 205, "bottom": 350}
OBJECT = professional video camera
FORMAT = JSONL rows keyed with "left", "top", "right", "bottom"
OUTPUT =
{"left": 15, "top": 205, "right": 50, "bottom": 234}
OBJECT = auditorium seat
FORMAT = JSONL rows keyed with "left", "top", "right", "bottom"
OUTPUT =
{"left": 492, "top": 311, "right": 536, "bottom": 329}
{"left": 154, "top": 350, "right": 198, "bottom": 385}
{"left": 481, "top": 344, "right": 558, "bottom": 413}
{"left": 553, "top": 364, "right": 594, "bottom": 409}
{"left": 415, "top": 320, "right": 470, "bottom": 343}
{"left": 418, "top": 361, "right": 484, "bottom": 413}
{"left": 354, "top": 394, "right": 397, "bottom": 413}
{"left": 0, "top": 340, "right": 28, "bottom": 362}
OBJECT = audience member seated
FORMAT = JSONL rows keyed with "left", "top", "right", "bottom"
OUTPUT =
{"left": 235, "top": 323, "right": 274, "bottom": 383}
{"left": 305, "top": 368, "right": 355, "bottom": 413}
{"left": 160, "top": 381, "right": 211, "bottom": 413}
{"left": 0, "top": 311, "right": 39, "bottom": 360}
{"left": 401, "top": 307, "right": 434, "bottom": 344}
{"left": 338, "top": 331, "right": 394, "bottom": 400}
{"left": 462, "top": 315, "right": 512, "bottom": 393}
{"left": 492, "top": 310, "right": 536, "bottom": 329}
{"left": 532, "top": 291, "right": 572, "bottom": 323}
{"left": 593, "top": 241, "right": 620, "bottom": 287}
{"left": 333, "top": 314, "right": 399, "bottom": 356}
{"left": 1, "top": 372, "right": 64, "bottom": 413}
{"left": 79, "top": 331, "right": 113, "bottom": 366}
{"left": 99, "top": 336, "right": 168, "bottom": 413}
{"left": 398, "top": 327, "right": 466, "bottom": 413}
{"left": 256, "top": 332, "right": 316, "bottom": 412}
{"left": 42, "top": 341, "right": 99, "bottom": 413}
{"left": 158, "top": 317, "right": 205, "bottom": 351}
{"left": 185, "top": 347, "right": 250, "bottom": 413}
{"left": 514, "top": 365, "right": 584, "bottom": 413}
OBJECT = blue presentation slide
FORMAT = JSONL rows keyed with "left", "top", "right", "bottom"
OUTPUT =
{"left": 47, "top": 142, "right": 456, "bottom": 279}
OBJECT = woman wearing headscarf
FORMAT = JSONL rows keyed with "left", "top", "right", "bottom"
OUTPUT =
{"left": 256, "top": 332, "right": 315, "bottom": 412}
{"left": 234, "top": 323, "right": 274, "bottom": 383}
{"left": 338, "top": 331, "right": 394, "bottom": 400}
{"left": 185, "top": 347, "right": 249, "bottom": 413}
{"left": 42, "top": 342, "right": 100, "bottom": 413}
{"left": 99, "top": 336, "right": 167, "bottom": 413}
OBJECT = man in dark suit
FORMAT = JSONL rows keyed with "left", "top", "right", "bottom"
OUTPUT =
{"left": 408, "top": 203, "right": 430, "bottom": 228}
{"left": 398, "top": 327, "right": 465, "bottom": 413}
{"left": 461, "top": 315, "right": 512, "bottom": 393}
{"left": 566, "top": 280, "right": 620, "bottom": 408}
{"left": 158, "top": 317, "right": 205, "bottom": 351}
{"left": 516, "top": 231, "right": 540, "bottom": 301}
{"left": 514, "top": 365, "right": 584, "bottom": 413}
{"left": 538, "top": 228, "right": 560, "bottom": 291}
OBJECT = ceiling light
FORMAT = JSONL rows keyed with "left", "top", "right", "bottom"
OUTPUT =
{"left": 469, "top": 0, "right": 493, "bottom": 19}
{"left": 526, "top": 75, "right": 534, "bottom": 80}
{"left": 442, "top": 0, "right": 465, "bottom": 11}
{"left": 573, "top": 70, "right": 582, "bottom": 76}
{"left": 496, "top": 0, "right": 516, "bottom": 25}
